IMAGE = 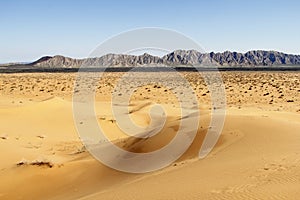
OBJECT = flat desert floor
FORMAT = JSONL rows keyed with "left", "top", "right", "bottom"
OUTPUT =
{"left": 0, "top": 71, "right": 299, "bottom": 200}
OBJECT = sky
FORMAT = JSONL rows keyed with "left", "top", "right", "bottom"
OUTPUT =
{"left": 1, "top": 0, "right": 300, "bottom": 63}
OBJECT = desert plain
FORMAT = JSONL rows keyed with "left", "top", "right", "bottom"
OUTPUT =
{"left": 0, "top": 71, "right": 299, "bottom": 200}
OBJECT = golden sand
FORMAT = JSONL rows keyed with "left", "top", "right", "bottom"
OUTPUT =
{"left": 0, "top": 71, "right": 299, "bottom": 199}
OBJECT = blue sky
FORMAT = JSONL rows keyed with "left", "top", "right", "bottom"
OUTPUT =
{"left": 1, "top": 0, "right": 300, "bottom": 63}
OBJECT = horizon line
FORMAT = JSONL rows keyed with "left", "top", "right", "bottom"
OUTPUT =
{"left": 2, "top": 49, "right": 299, "bottom": 65}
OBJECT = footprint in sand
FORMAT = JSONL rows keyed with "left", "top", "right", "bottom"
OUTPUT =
{"left": 0, "top": 134, "right": 8, "bottom": 140}
{"left": 22, "top": 142, "right": 42, "bottom": 149}
{"left": 36, "top": 135, "right": 46, "bottom": 139}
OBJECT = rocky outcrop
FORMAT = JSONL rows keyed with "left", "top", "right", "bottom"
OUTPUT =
{"left": 31, "top": 55, "right": 82, "bottom": 68}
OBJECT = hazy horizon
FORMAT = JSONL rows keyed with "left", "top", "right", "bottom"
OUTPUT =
{"left": 2, "top": 49, "right": 300, "bottom": 65}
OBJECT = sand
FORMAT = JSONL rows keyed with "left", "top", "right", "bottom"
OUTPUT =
{"left": 0, "top": 71, "right": 299, "bottom": 199}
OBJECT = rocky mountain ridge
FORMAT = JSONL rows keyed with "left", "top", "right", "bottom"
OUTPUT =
{"left": 23, "top": 50, "right": 300, "bottom": 68}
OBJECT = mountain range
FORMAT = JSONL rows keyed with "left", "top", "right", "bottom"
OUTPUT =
{"left": 3, "top": 50, "right": 300, "bottom": 68}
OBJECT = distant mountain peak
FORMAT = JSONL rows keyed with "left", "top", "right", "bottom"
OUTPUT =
{"left": 28, "top": 50, "right": 300, "bottom": 68}
{"left": 30, "top": 56, "right": 53, "bottom": 65}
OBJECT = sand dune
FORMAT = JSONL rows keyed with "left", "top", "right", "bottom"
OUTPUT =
{"left": 0, "top": 72, "right": 299, "bottom": 200}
